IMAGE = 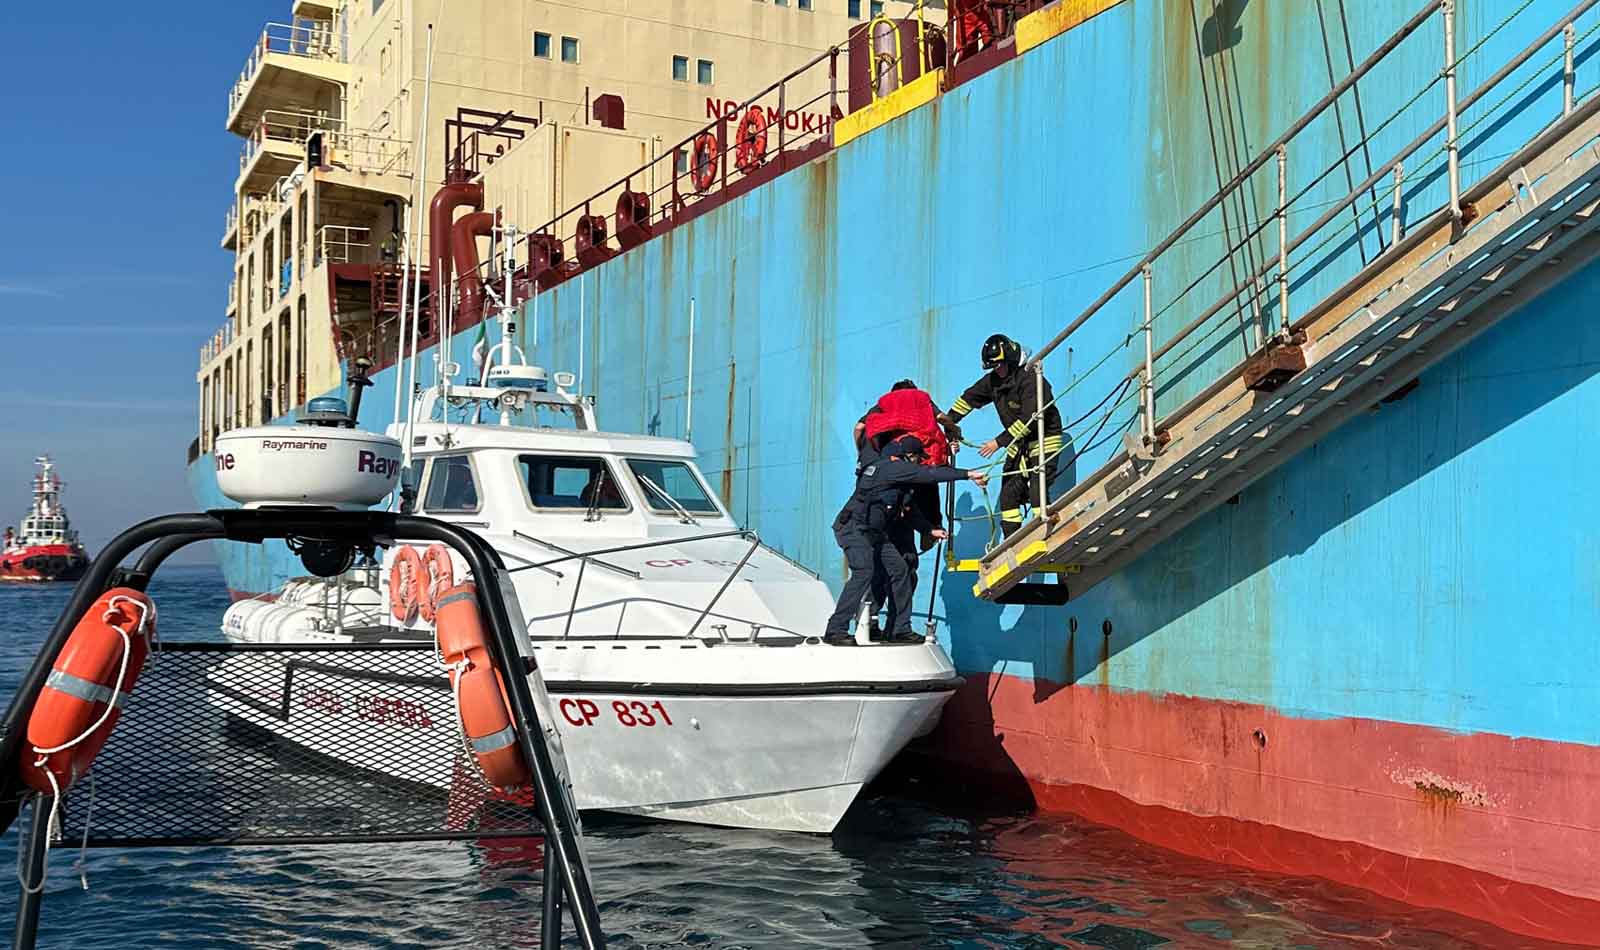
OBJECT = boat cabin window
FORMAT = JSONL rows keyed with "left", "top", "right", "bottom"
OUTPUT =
{"left": 422, "top": 455, "right": 480, "bottom": 512}
{"left": 626, "top": 459, "right": 720, "bottom": 515}
{"left": 519, "top": 455, "right": 628, "bottom": 511}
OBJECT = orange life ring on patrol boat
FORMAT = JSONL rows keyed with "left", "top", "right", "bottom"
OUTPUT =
{"left": 690, "top": 133, "right": 719, "bottom": 192}
{"left": 419, "top": 544, "right": 455, "bottom": 623}
{"left": 434, "top": 582, "right": 532, "bottom": 790}
{"left": 21, "top": 589, "right": 156, "bottom": 795}
{"left": 735, "top": 107, "right": 769, "bottom": 172}
{"left": 389, "top": 546, "right": 423, "bottom": 623}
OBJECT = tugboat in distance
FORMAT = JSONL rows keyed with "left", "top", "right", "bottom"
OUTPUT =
{"left": 0, "top": 456, "right": 89, "bottom": 583}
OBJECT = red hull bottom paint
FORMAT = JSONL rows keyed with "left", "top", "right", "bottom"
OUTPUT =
{"left": 0, "top": 544, "right": 87, "bottom": 583}
{"left": 926, "top": 673, "right": 1600, "bottom": 946}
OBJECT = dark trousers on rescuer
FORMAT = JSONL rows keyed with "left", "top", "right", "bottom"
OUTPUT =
{"left": 826, "top": 525, "right": 913, "bottom": 637}
{"left": 998, "top": 440, "right": 1060, "bottom": 537}
{"left": 869, "top": 526, "right": 919, "bottom": 634}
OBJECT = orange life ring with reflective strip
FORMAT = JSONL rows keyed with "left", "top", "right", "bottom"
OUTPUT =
{"left": 434, "top": 583, "right": 532, "bottom": 790}
{"left": 21, "top": 589, "right": 156, "bottom": 795}
{"left": 691, "top": 133, "right": 719, "bottom": 192}
{"left": 390, "top": 546, "right": 423, "bottom": 623}
{"left": 735, "top": 107, "right": 769, "bottom": 172}
{"left": 419, "top": 544, "right": 455, "bottom": 623}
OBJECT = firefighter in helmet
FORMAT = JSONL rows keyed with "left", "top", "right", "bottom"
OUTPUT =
{"left": 940, "top": 334, "right": 1064, "bottom": 537}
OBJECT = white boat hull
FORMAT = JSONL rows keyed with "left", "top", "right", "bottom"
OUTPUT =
{"left": 203, "top": 639, "right": 958, "bottom": 834}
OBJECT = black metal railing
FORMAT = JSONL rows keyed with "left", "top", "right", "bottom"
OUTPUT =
{"left": 0, "top": 509, "right": 604, "bottom": 950}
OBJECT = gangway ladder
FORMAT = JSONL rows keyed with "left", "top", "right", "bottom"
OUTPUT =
{"left": 973, "top": 1, "right": 1600, "bottom": 602}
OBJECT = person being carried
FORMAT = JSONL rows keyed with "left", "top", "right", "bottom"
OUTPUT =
{"left": 940, "top": 334, "right": 1063, "bottom": 538}
{"left": 826, "top": 436, "right": 987, "bottom": 645}
{"left": 853, "top": 379, "right": 950, "bottom": 638}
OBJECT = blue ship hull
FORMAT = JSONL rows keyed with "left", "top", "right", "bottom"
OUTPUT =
{"left": 191, "top": 1, "right": 1600, "bottom": 940}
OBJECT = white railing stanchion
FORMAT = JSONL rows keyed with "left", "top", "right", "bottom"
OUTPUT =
{"left": 1142, "top": 265, "right": 1155, "bottom": 445}
{"left": 1392, "top": 161, "right": 1405, "bottom": 245}
{"left": 1034, "top": 362, "right": 1048, "bottom": 520}
{"left": 1444, "top": 0, "right": 1461, "bottom": 220}
{"left": 1565, "top": 23, "right": 1576, "bottom": 116}
{"left": 1277, "top": 144, "right": 1290, "bottom": 334}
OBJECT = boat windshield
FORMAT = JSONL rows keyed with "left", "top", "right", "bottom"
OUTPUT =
{"left": 626, "top": 459, "right": 719, "bottom": 514}
{"left": 520, "top": 455, "right": 628, "bottom": 510}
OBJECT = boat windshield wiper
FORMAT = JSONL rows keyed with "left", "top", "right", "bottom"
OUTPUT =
{"left": 584, "top": 468, "right": 608, "bottom": 523}
{"left": 637, "top": 474, "right": 700, "bottom": 526}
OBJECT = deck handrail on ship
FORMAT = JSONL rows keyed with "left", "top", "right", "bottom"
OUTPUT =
{"left": 503, "top": 0, "right": 986, "bottom": 299}
{"left": 969, "top": 0, "right": 1600, "bottom": 600}
{"left": 228, "top": 21, "right": 344, "bottom": 118}
{"left": 333, "top": 1, "right": 1056, "bottom": 371}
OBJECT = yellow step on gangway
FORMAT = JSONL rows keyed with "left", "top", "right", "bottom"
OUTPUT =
{"left": 969, "top": 2, "right": 1600, "bottom": 604}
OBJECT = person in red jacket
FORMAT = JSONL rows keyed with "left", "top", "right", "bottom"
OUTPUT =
{"left": 851, "top": 380, "right": 952, "bottom": 637}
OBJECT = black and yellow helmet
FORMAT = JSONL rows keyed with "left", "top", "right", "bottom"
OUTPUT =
{"left": 981, "top": 334, "right": 1022, "bottom": 370}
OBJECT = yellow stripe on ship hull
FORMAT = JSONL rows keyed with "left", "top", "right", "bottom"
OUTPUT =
{"left": 833, "top": 69, "right": 943, "bottom": 148}
{"left": 1016, "top": 0, "right": 1129, "bottom": 55}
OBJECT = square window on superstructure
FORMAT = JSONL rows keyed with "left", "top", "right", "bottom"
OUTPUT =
{"left": 870, "top": 0, "right": 884, "bottom": 15}
{"left": 848, "top": 0, "right": 861, "bottom": 18}
{"left": 672, "top": 55, "right": 688, "bottom": 81}
{"left": 798, "top": 0, "right": 812, "bottom": 9}
{"left": 423, "top": 455, "right": 480, "bottom": 512}
{"left": 561, "top": 36, "right": 580, "bottom": 63}
{"left": 675, "top": 151, "right": 689, "bottom": 174}
{"left": 519, "top": 455, "right": 629, "bottom": 511}
{"left": 775, "top": 0, "right": 788, "bottom": 6}
{"left": 697, "top": 59, "right": 714, "bottom": 84}
{"left": 533, "top": 31, "right": 551, "bottom": 58}
{"left": 627, "top": 459, "right": 720, "bottom": 515}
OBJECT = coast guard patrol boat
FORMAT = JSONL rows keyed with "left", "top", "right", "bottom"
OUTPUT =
{"left": 220, "top": 346, "right": 961, "bottom": 833}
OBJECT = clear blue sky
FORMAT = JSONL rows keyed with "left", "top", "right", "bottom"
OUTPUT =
{"left": 0, "top": 3, "right": 275, "bottom": 558}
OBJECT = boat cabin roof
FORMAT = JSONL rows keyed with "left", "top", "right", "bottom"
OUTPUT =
{"left": 397, "top": 422, "right": 698, "bottom": 460}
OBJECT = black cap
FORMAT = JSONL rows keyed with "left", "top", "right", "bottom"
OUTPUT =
{"left": 889, "top": 435, "right": 925, "bottom": 457}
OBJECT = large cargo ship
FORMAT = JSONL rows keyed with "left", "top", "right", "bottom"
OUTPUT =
{"left": 190, "top": 0, "right": 1600, "bottom": 943}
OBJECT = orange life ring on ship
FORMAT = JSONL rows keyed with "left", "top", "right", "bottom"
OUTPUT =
{"left": 419, "top": 544, "right": 455, "bottom": 623}
{"left": 389, "top": 546, "right": 423, "bottom": 623}
{"left": 434, "top": 582, "right": 532, "bottom": 790}
{"left": 735, "top": 107, "right": 769, "bottom": 172}
{"left": 21, "top": 589, "right": 156, "bottom": 795}
{"left": 690, "top": 133, "right": 719, "bottom": 193}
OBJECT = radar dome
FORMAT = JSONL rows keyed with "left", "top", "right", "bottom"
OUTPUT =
{"left": 214, "top": 425, "right": 402, "bottom": 510}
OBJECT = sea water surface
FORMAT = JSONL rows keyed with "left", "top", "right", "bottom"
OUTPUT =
{"left": 0, "top": 567, "right": 1571, "bottom": 949}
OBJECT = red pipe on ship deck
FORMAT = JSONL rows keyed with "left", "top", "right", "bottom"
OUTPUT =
{"left": 428, "top": 181, "right": 484, "bottom": 318}
{"left": 451, "top": 210, "right": 498, "bottom": 327}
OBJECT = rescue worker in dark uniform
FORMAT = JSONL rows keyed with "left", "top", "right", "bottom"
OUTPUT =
{"left": 940, "top": 334, "right": 1064, "bottom": 537}
{"left": 826, "top": 436, "right": 987, "bottom": 645}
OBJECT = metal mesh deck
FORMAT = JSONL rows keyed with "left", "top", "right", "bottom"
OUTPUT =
{"left": 46, "top": 642, "right": 540, "bottom": 847}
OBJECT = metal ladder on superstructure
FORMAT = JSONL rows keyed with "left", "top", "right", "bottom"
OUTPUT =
{"left": 972, "top": 0, "right": 1600, "bottom": 602}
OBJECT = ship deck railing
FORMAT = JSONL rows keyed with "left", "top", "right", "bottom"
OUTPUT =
{"left": 963, "top": 0, "right": 1600, "bottom": 601}
{"left": 340, "top": 0, "right": 1062, "bottom": 368}
{"left": 228, "top": 21, "right": 346, "bottom": 121}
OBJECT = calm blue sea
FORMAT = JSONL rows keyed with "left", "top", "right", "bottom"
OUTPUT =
{"left": 0, "top": 567, "right": 1558, "bottom": 948}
